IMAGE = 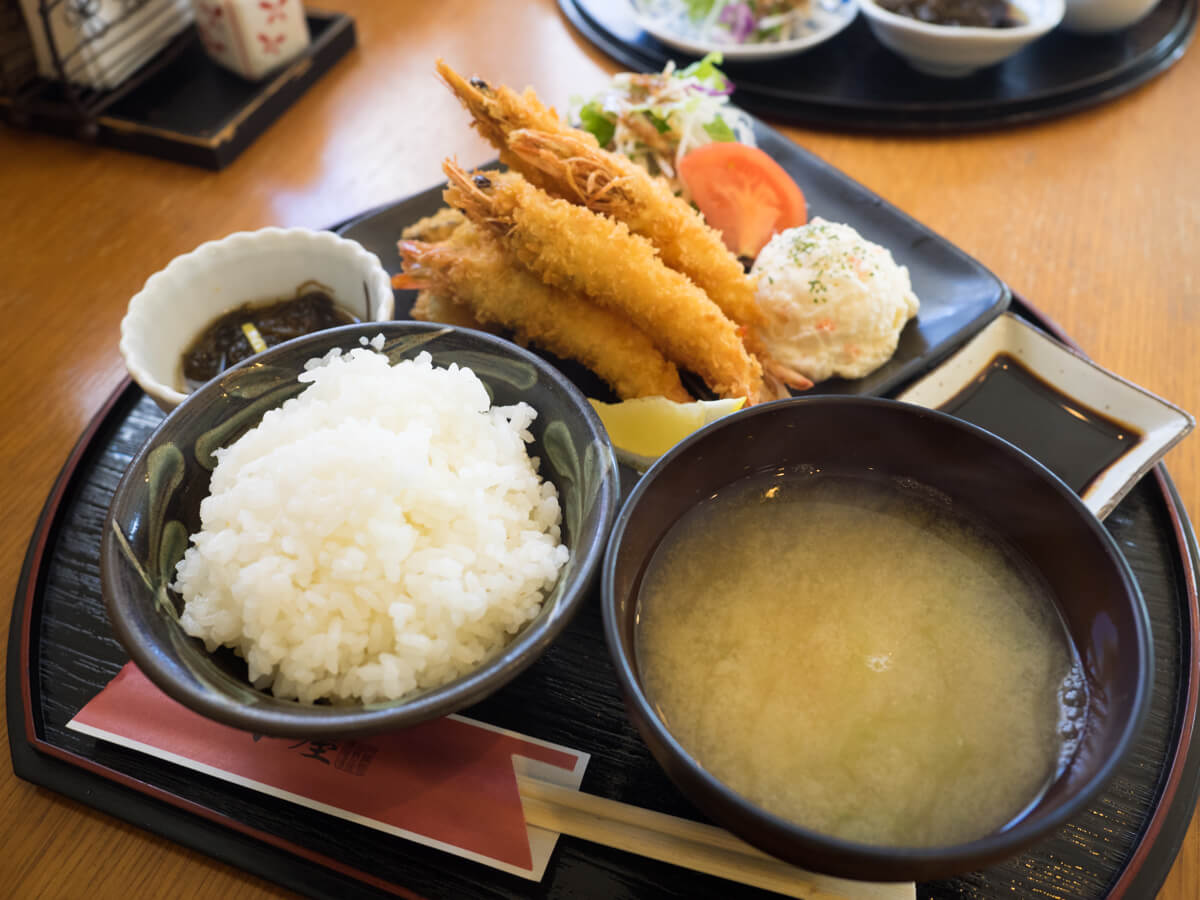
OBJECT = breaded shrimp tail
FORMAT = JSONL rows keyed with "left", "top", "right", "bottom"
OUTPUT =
{"left": 400, "top": 206, "right": 466, "bottom": 243}
{"left": 506, "top": 128, "right": 761, "bottom": 324}
{"left": 435, "top": 59, "right": 591, "bottom": 193}
{"left": 506, "top": 129, "right": 812, "bottom": 394}
{"left": 412, "top": 288, "right": 487, "bottom": 331}
{"left": 443, "top": 161, "right": 765, "bottom": 404}
{"left": 398, "top": 225, "right": 691, "bottom": 402}
{"left": 434, "top": 63, "right": 809, "bottom": 394}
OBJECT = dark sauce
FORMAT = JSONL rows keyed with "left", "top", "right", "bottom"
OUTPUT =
{"left": 180, "top": 284, "right": 357, "bottom": 390}
{"left": 878, "top": 0, "right": 1027, "bottom": 27}
{"left": 941, "top": 353, "right": 1140, "bottom": 494}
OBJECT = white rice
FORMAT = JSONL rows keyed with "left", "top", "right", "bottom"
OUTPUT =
{"left": 173, "top": 345, "right": 569, "bottom": 704}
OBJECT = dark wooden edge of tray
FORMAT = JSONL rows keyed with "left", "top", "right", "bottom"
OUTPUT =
{"left": 6, "top": 378, "right": 428, "bottom": 900}
{"left": 556, "top": 0, "right": 1198, "bottom": 133}
{"left": 7, "top": 297, "right": 1200, "bottom": 899}
{"left": 1013, "top": 305, "right": 1200, "bottom": 899}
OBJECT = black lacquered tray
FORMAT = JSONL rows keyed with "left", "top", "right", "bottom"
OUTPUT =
{"left": 8, "top": 107, "right": 1200, "bottom": 893}
{"left": 8, "top": 289, "right": 1199, "bottom": 899}
{"left": 558, "top": 0, "right": 1196, "bottom": 130}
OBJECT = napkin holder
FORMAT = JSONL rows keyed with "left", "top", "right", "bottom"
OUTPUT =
{"left": 16, "top": 0, "right": 193, "bottom": 91}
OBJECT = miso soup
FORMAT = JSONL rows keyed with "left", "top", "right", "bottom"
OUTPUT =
{"left": 635, "top": 469, "right": 1086, "bottom": 848}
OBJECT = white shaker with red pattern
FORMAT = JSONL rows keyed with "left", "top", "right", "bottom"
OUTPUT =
{"left": 191, "top": 0, "right": 310, "bottom": 80}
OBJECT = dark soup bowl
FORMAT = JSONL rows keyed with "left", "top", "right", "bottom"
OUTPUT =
{"left": 103, "top": 322, "right": 618, "bottom": 738}
{"left": 602, "top": 396, "right": 1152, "bottom": 882}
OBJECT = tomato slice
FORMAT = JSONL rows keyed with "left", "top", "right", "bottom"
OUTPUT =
{"left": 678, "top": 143, "right": 807, "bottom": 259}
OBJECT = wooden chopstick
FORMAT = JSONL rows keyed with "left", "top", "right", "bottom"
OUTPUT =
{"left": 517, "top": 775, "right": 915, "bottom": 900}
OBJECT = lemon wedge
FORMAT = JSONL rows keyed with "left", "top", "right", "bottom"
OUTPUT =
{"left": 588, "top": 396, "right": 746, "bottom": 470}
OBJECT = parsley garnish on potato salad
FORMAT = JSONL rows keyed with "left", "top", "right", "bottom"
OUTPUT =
{"left": 569, "top": 53, "right": 756, "bottom": 192}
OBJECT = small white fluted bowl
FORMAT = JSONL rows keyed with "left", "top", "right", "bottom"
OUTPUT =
{"left": 858, "top": 0, "right": 1064, "bottom": 77}
{"left": 1061, "top": 0, "right": 1159, "bottom": 32}
{"left": 120, "top": 228, "right": 395, "bottom": 412}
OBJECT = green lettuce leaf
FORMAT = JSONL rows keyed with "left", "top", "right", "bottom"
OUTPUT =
{"left": 684, "top": 0, "right": 718, "bottom": 19}
{"left": 677, "top": 52, "right": 729, "bottom": 92}
{"left": 703, "top": 114, "right": 737, "bottom": 142}
{"left": 576, "top": 101, "right": 616, "bottom": 147}
{"left": 648, "top": 112, "right": 672, "bottom": 134}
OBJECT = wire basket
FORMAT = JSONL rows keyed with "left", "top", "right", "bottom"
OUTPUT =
{"left": 0, "top": 0, "right": 192, "bottom": 137}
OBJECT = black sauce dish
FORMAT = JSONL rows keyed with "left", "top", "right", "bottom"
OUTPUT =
{"left": 601, "top": 396, "right": 1153, "bottom": 882}
{"left": 102, "top": 322, "right": 619, "bottom": 738}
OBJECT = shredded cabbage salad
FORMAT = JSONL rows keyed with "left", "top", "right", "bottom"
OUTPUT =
{"left": 634, "top": 0, "right": 811, "bottom": 44}
{"left": 569, "top": 53, "right": 755, "bottom": 192}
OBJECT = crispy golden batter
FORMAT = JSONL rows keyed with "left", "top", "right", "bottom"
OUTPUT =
{"left": 409, "top": 289, "right": 486, "bottom": 330}
{"left": 431, "top": 62, "right": 810, "bottom": 397}
{"left": 435, "top": 66, "right": 758, "bottom": 326}
{"left": 435, "top": 64, "right": 810, "bottom": 394}
{"left": 436, "top": 59, "right": 586, "bottom": 194}
{"left": 398, "top": 223, "right": 690, "bottom": 402}
{"left": 443, "top": 162, "right": 764, "bottom": 403}
{"left": 507, "top": 129, "right": 758, "bottom": 323}
{"left": 508, "top": 129, "right": 812, "bottom": 393}
{"left": 400, "top": 207, "right": 466, "bottom": 243}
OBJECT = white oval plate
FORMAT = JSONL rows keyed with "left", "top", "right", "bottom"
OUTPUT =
{"left": 632, "top": 0, "right": 860, "bottom": 61}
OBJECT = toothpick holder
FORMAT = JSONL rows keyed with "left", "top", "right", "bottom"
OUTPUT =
{"left": 191, "top": 0, "right": 309, "bottom": 81}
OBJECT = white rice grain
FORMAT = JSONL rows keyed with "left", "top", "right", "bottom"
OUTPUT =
{"left": 173, "top": 347, "right": 568, "bottom": 703}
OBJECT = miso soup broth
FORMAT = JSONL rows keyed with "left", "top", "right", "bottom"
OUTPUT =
{"left": 635, "top": 469, "right": 1086, "bottom": 848}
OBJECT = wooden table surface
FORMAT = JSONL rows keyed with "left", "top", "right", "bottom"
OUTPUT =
{"left": 1, "top": 0, "right": 1196, "bottom": 896}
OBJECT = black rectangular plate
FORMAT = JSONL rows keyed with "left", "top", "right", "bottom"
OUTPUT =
{"left": 339, "top": 121, "right": 1011, "bottom": 400}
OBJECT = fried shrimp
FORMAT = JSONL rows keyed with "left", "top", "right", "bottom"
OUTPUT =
{"left": 434, "top": 66, "right": 758, "bottom": 328}
{"left": 396, "top": 223, "right": 691, "bottom": 402}
{"left": 506, "top": 129, "right": 759, "bottom": 322}
{"left": 409, "top": 289, "right": 485, "bottom": 330}
{"left": 400, "top": 207, "right": 466, "bottom": 243}
{"left": 443, "top": 162, "right": 765, "bottom": 403}
{"left": 436, "top": 59, "right": 587, "bottom": 193}
{"left": 507, "top": 128, "right": 812, "bottom": 393}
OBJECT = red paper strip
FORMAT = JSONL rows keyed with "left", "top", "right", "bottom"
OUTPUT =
{"left": 70, "top": 664, "right": 587, "bottom": 876}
